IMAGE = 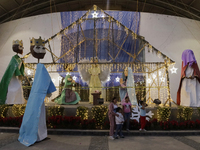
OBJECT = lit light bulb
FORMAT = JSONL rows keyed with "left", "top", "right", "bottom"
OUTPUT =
{"left": 147, "top": 78, "right": 152, "bottom": 83}
{"left": 159, "top": 71, "right": 162, "bottom": 76}
{"left": 58, "top": 76, "right": 62, "bottom": 81}
{"left": 152, "top": 74, "right": 156, "bottom": 79}
{"left": 52, "top": 78, "right": 55, "bottom": 83}
{"left": 107, "top": 76, "right": 110, "bottom": 82}
{"left": 160, "top": 77, "right": 165, "bottom": 82}
{"left": 27, "top": 69, "right": 31, "bottom": 75}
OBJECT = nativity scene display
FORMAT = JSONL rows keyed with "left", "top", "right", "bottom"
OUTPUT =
{"left": 1, "top": 5, "right": 176, "bottom": 106}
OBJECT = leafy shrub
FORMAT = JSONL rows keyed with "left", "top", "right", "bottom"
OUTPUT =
{"left": 76, "top": 106, "right": 88, "bottom": 120}
{"left": 91, "top": 105, "right": 108, "bottom": 129}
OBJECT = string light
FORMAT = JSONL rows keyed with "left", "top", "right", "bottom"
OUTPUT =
{"left": 148, "top": 45, "right": 152, "bottom": 53}
{"left": 152, "top": 74, "right": 157, "bottom": 79}
{"left": 160, "top": 77, "right": 165, "bottom": 82}
{"left": 58, "top": 76, "right": 62, "bottom": 81}
{"left": 107, "top": 76, "right": 110, "bottom": 82}
{"left": 66, "top": 72, "right": 71, "bottom": 75}
{"left": 27, "top": 69, "right": 31, "bottom": 75}
{"left": 147, "top": 78, "right": 152, "bottom": 83}
{"left": 159, "top": 71, "right": 162, "bottom": 76}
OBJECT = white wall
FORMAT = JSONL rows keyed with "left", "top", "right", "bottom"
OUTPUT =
{"left": 0, "top": 12, "right": 62, "bottom": 79}
{"left": 140, "top": 13, "right": 200, "bottom": 102}
{"left": 0, "top": 11, "right": 200, "bottom": 102}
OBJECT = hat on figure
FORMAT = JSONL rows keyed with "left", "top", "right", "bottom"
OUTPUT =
{"left": 30, "top": 36, "right": 46, "bottom": 59}
{"left": 13, "top": 40, "right": 23, "bottom": 54}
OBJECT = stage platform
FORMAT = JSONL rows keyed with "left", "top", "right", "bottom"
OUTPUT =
{"left": 6, "top": 102, "right": 200, "bottom": 121}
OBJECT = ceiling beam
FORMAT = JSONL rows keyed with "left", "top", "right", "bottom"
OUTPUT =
{"left": 1, "top": 0, "right": 200, "bottom": 24}
{"left": 189, "top": 0, "right": 196, "bottom": 6}
{"left": 0, "top": 4, "right": 8, "bottom": 13}
{"left": 13, "top": 0, "right": 20, "bottom": 6}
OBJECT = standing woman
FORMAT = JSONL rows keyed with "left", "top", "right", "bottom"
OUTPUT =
{"left": 108, "top": 97, "right": 118, "bottom": 140}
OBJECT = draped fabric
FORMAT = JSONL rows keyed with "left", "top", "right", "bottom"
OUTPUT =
{"left": 18, "top": 64, "right": 56, "bottom": 147}
{"left": 119, "top": 67, "right": 137, "bottom": 105}
{"left": 0, "top": 55, "right": 24, "bottom": 104}
{"left": 58, "top": 10, "right": 142, "bottom": 87}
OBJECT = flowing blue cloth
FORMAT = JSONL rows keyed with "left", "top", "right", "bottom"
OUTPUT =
{"left": 127, "top": 67, "right": 137, "bottom": 105}
{"left": 18, "top": 63, "right": 56, "bottom": 147}
{"left": 119, "top": 67, "right": 137, "bottom": 105}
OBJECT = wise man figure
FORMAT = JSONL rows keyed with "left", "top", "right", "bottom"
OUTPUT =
{"left": 177, "top": 49, "right": 200, "bottom": 107}
{"left": 18, "top": 37, "right": 56, "bottom": 147}
{"left": 0, "top": 40, "right": 25, "bottom": 105}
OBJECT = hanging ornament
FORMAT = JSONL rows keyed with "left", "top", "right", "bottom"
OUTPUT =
{"left": 115, "top": 77, "right": 120, "bottom": 82}
{"left": 148, "top": 44, "right": 153, "bottom": 53}
{"left": 170, "top": 66, "right": 178, "bottom": 74}
{"left": 92, "top": 11, "right": 98, "bottom": 18}
{"left": 73, "top": 76, "right": 77, "bottom": 81}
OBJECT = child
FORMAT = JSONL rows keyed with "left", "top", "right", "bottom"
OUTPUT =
{"left": 114, "top": 107, "right": 124, "bottom": 139}
{"left": 108, "top": 97, "right": 118, "bottom": 140}
{"left": 139, "top": 100, "right": 147, "bottom": 131}
{"left": 122, "top": 96, "right": 132, "bottom": 131}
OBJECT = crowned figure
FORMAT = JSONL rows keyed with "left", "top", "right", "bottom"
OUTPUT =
{"left": 0, "top": 40, "right": 25, "bottom": 105}
{"left": 78, "top": 57, "right": 110, "bottom": 103}
{"left": 177, "top": 49, "right": 200, "bottom": 107}
{"left": 19, "top": 37, "right": 56, "bottom": 147}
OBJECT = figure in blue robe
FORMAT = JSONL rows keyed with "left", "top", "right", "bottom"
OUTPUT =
{"left": 18, "top": 63, "right": 56, "bottom": 146}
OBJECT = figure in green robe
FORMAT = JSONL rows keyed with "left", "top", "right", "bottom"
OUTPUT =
{"left": 0, "top": 40, "right": 25, "bottom": 105}
{"left": 54, "top": 74, "right": 81, "bottom": 105}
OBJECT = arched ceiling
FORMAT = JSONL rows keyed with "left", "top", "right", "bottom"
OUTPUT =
{"left": 0, "top": 0, "right": 200, "bottom": 24}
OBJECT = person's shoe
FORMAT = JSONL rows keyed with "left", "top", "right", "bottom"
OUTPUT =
{"left": 139, "top": 128, "right": 142, "bottom": 132}
{"left": 143, "top": 129, "right": 147, "bottom": 131}
{"left": 109, "top": 136, "right": 115, "bottom": 140}
{"left": 115, "top": 136, "right": 118, "bottom": 139}
{"left": 120, "top": 135, "right": 124, "bottom": 138}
